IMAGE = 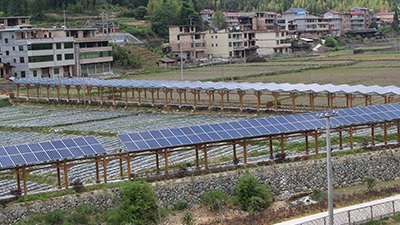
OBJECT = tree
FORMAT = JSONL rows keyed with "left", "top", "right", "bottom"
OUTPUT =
{"left": 179, "top": 0, "right": 201, "bottom": 26}
{"left": 392, "top": 2, "right": 399, "bottom": 32}
{"left": 106, "top": 181, "right": 159, "bottom": 225}
{"left": 211, "top": 11, "right": 227, "bottom": 30}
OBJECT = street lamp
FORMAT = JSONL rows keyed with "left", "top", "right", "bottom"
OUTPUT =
{"left": 318, "top": 110, "right": 338, "bottom": 225}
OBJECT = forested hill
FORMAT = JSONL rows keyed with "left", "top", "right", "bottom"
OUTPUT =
{"left": 0, "top": 0, "right": 397, "bottom": 17}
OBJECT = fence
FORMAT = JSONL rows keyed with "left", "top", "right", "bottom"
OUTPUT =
{"left": 276, "top": 195, "right": 400, "bottom": 225}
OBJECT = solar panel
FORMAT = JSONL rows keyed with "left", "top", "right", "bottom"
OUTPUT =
{"left": 0, "top": 136, "right": 106, "bottom": 169}
{"left": 118, "top": 104, "right": 400, "bottom": 152}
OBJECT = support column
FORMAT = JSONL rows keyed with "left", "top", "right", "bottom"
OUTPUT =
{"left": 191, "top": 90, "right": 199, "bottom": 110}
{"left": 156, "top": 151, "right": 160, "bottom": 173}
{"left": 119, "top": 151, "right": 124, "bottom": 178}
{"left": 237, "top": 91, "right": 245, "bottom": 112}
{"left": 16, "top": 167, "right": 21, "bottom": 192}
{"left": 371, "top": 125, "right": 375, "bottom": 146}
{"left": 56, "top": 162, "right": 61, "bottom": 188}
{"left": 195, "top": 147, "right": 199, "bottom": 168}
{"left": 327, "top": 93, "right": 336, "bottom": 110}
{"left": 63, "top": 161, "right": 69, "bottom": 189}
{"left": 305, "top": 133, "right": 309, "bottom": 154}
{"left": 365, "top": 95, "right": 372, "bottom": 106}
{"left": 127, "top": 154, "right": 131, "bottom": 179}
{"left": 16, "top": 84, "right": 20, "bottom": 100}
{"left": 272, "top": 92, "right": 280, "bottom": 111}
{"left": 349, "top": 127, "right": 354, "bottom": 150}
{"left": 22, "top": 166, "right": 27, "bottom": 195}
{"left": 177, "top": 89, "right": 184, "bottom": 108}
{"left": 26, "top": 84, "right": 30, "bottom": 100}
{"left": 103, "top": 157, "right": 107, "bottom": 183}
{"left": 162, "top": 89, "right": 169, "bottom": 107}
{"left": 254, "top": 91, "right": 262, "bottom": 112}
{"left": 384, "top": 122, "right": 388, "bottom": 145}
{"left": 36, "top": 84, "right": 40, "bottom": 101}
{"left": 98, "top": 87, "right": 104, "bottom": 105}
{"left": 150, "top": 89, "right": 156, "bottom": 106}
{"left": 206, "top": 90, "right": 215, "bottom": 110}
{"left": 269, "top": 137, "right": 273, "bottom": 159}
{"left": 290, "top": 92, "right": 298, "bottom": 112}
{"left": 280, "top": 135, "right": 285, "bottom": 153}
{"left": 233, "top": 143, "right": 237, "bottom": 162}
{"left": 76, "top": 86, "right": 81, "bottom": 103}
{"left": 217, "top": 91, "right": 226, "bottom": 111}
{"left": 339, "top": 130, "right": 343, "bottom": 150}
{"left": 111, "top": 87, "right": 116, "bottom": 106}
{"left": 203, "top": 145, "right": 208, "bottom": 170}
{"left": 309, "top": 93, "right": 316, "bottom": 112}
{"left": 95, "top": 157, "right": 100, "bottom": 183}
{"left": 45, "top": 85, "right": 50, "bottom": 102}
{"left": 314, "top": 131, "right": 319, "bottom": 154}
{"left": 242, "top": 141, "right": 248, "bottom": 164}
{"left": 164, "top": 149, "right": 169, "bottom": 176}
{"left": 87, "top": 86, "right": 92, "bottom": 104}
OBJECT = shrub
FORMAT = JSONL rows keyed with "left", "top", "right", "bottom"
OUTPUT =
{"left": 71, "top": 178, "right": 85, "bottom": 193}
{"left": 44, "top": 210, "right": 65, "bottom": 225}
{"left": 364, "top": 176, "right": 377, "bottom": 192}
{"left": 105, "top": 181, "right": 159, "bottom": 225}
{"left": 235, "top": 174, "right": 273, "bottom": 213}
{"left": 310, "top": 188, "right": 326, "bottom": 202}
{"left": 201, "top": 190, "right": 227, "bottom": 211}
{"left": 181, "top": 211, "right": 196, "bottom": 225}
{"left": 325, "top": 37, "right": 339, "bottom": 48}
{"left": 173, "top": 200, "right": 188, "bottom": 211}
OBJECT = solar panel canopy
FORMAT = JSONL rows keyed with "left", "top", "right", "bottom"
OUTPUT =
{"left": 0, "top": 136, "right": 106, "bottom": 169}
{"left": 118, "top": 104, "right": 400, "bottom": 152}
{"left": 13, "top": 78, "right": 400, "bottom": 96}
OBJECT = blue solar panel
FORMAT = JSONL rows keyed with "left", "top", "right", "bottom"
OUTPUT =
{"left": 0, "top": 136, "right": 106, "bottom": 169}
{"left": 118, "top": 104, "right": 400, "bottom": 152}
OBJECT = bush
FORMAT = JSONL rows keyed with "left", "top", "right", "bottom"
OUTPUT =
{"left": 310, "top": 188, "right": 326, "bottom": 202}
{"left": 105, "top": 181, "right": 159, "bottom": 225}
{"left": 325, "top": 37, "right": 339, "bottom": 48}
{"left": 173, "top": 200, "right": 188, "bottom": 211}
{"left": 181, "top": 211, "right": 196, "bottom": 225}
{"left": 364, "top": 176, "right": 377, "bottom": 192}
{"left": 235, "top": 174, "right": 273, "bottom": 213}
{"left": 71, "top": 178, "right": 85, "bottom": 193}
{"left": 201, "top": 190, "right": 227, "bottom": 211}
{"left": 45, "top": 210, "right": 65, "bottom": 225}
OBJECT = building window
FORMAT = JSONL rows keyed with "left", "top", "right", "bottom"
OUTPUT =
{"left": 57, "top": 54, "right": 62, "bottom": 61}
{"left": 56, "top": 43, "right": 61, "bottom": 49}
{"left": 54, "top": 68, "right": 60, "bottom": 74}
{"left": 33, "top": 70, "right": 37, "bottom": 77}
{"left": 28, "top": 55, "right": 53, "bottom": 63}
{"left": 12, "top": 47, "right": 15, "bottom": 51}
{"left": 229, "top": 42, "right": 232, "bottom": 47}
{"left": 6, "top": 51, "right": 9, "bottom": 55}
{"left": 191, "top": 43, "right": 194, "bottom": 47}
{"left": 11, "top": 35, "right": 14, "bottom": 39}
{"left": 20, "top": 57, "right": 25, "bottom": 63}
{"left": 211, "top": 44, "right": 214, "bottom": 47}
{"left": 64, "top": 42, "right": 73, "bottom": 49}
{"left": 228, "top": 34, "right": 232, "bottom": 38}
{"left": 216, "top": 43, "right": 218, "bottom": 47}
{"left": 13, "top": 58, "right": 16, "bottom": 63}
{"left": 281, "top": 32, "right": 285, "bottom": 36}
{"left": 275, "top": 32, "right": 279, "bottom": 37}
{"left": 21, "top": 71, "right": 26, "bottom": 78}
{"left": 276, "top": 40, "right": 279, "bottom": 45}
{"left": 215, "top": 35, "right": 218, "bottom": 39}
{"left": 19, "top": 45, "right": 24, "bottom": 51}
{"left": 211, "top": 35, "right": 213, "bottom": 39}
{"left": 65, "top": 53, "right": 74, "bottom": 60}
{"left": 27, "top": 43, "right": 53, "bottom": 50}
{"left": 5, "top": 38, "right": 8, "bottom": 43}
{"left": 229, "top": 51, "right": 232, "bottom": 57}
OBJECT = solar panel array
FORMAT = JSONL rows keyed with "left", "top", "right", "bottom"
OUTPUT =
{"left": 0, "top": 136, "right": 106, "bottom": 169}
{"left": 118, "top": 104, "right": 400, "bottom": 152}
{"left": 13, "top": 78, "right": 400, "bottom": 96}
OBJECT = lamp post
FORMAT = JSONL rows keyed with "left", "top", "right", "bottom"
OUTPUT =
{"left": 319, "top": 111, "right": 338, "bottom": 225}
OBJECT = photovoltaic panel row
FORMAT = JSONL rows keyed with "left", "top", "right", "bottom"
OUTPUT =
{"left": 118, "top": 104, "right": 400, "bottom": 152}
{"left": 13, "top": 78, "right": 400, "bottom": 96}
{"left": 0, "top": 136, "right": 106, "bottom": 169}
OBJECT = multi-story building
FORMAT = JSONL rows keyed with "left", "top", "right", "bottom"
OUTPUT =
{"left": 341, "top": 13, "right": 352, "bottom": 35}
{"left": 374, "top": 12, "right": 394, "bottom": 25}
{"left": 350, "top": 6, "right": 373, "bottom": 30}
{"left": 282, "top": 8, "right": 309, "bottom": 22}
{"left": 324, "top": 10, "right": 342, "bottom": 36}
{"left": 0, "top": 17, "right": 113, "bottom": 78}
{"left": 255, "top": 30, "right": 291, "bottom": 55}
{"left": 205, "top": 30, "right": 246, "bottom": 58}
{"left": 169, "top": 25, "right": 206, "bottom": 60}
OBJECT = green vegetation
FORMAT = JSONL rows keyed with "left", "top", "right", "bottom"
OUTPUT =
{"left": 235, "top": 174, "right": 273, "bottom": 214}
{"left": 364, "top": 176, "right": 377, "bottom": 192}
{"left": 173, "top": 200, "right": 189, "bottom": 211}
{"left": 181, "top": 211, "right": 197, "bottom": 225}
{"left": 365, "top": 213, "right": 400, "bottom": 225}
{"left": 0, "top": 99, "right": 11, "bottom": 107}
{"left": 105, "top": 181, "right": 159, "bottom": 225}
{"left": 201, "top": 190, "right": 228, "bottom": 211}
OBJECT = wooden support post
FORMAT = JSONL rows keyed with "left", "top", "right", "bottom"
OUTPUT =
{"left": 162, "top": 89, "right": 168, "bottom": 107}
{"left": 384, "top": 123, "right": 388, "bottom": 145}
{"left": 233, "top": 143, "right": 237, "bottom": 161}
{"left": 132, "top": 88, "right": 135, "bottom": 99}
{"left": 280, "top": 135, "right": 285, "bottom": 153}
{"left": 339, "top": 131, "right": 343, "bottom": 150}
{"left": 254, "top": 91, "right": 262, "bottom": 112}
{"left": 66, "top": 86, "right": 70, "bottom": 102}
{"left": 191, "top": 90, "right": 199, "bottom": 110}
{"left": 365, "top": 95, "right": 372, "bottom": 106}
{"left": 371, "top": 125, "right": 375, "bottom": 146}
{"left": 272, "top": 92, "right": 280, "bottom": 111}
{"left": 16, "top": 84, "right": 20, "bottom": 100}
{"left": 314, "top": 131, "right": 319, "bottom": 154}
{"left": 177, "top": 89, "right": 184, "bottom": 108}
{"left": 346, "top": 94, "right": 356, "bottom": 108}
{"left": 156, "top": 89, "right": 159, "bottom": 100}
{"left": 124, "top": 88, "right": 129, "bottom": 106}
{"left": 22, "top": 166, "right": 27, "bottom": 195}
{"left": 16, "top": 167, "right": 21, "bottom": 191}
{"left": 87, "top": 86, "right": 92, "bottom": 104}
{"left": 184, "top": 91, "right": 187, "bottom": 102}
{"left": 36, "top": 84, "right": 40, "bottom": 101}
{"left": 103, "top": 157, "right": 107, "bottom": 183}
{"left": 98, "top": 87, "right": 104, "bottom": 105}
{"left": 226, "top": 91, "right": 230, "bottom": 103}
{"left": 305, "top": 133, "right": 309, "bottom": 154}
{"left": 76, "top": 86, "right": 81, "bottom": 103}
{"left": 170, "top": 89, "right": 173, "bottom": 101}
{"left": 218, "top": 91, "right": 226, "bottom": 111}
{"left": 397, "top": 121, "right": 400, "bottom": 144}
{"left": 144, "top": 88, "right": 147, "bottom": 99}
{"left": 45, "top": 85, "right": 50, "bottom": 102}
{"left": 206, "top": 90, "right": 214, "bottom": 109}
{"left": 56, "top": 162, "right": 61, "bottom": 188}
{"left": 164, "top": 149, "right": 169, "bottom": 175}
{"left": 111, "top": 87, "right": 116, "bottom": 106}
{"left": 242, "top": 142, "right": 248, "bottom": 164}
{"left": 119, "top": 151, "right": 124, "bottom": 178}
{"left": 63, "top": 161, "right": 69, "bottom": 189}
{"left": 150, "top": 89, "right": 156, "bottom": 106}
{"left": 237, "top": 91, "right": 245, "bottom": 112}
{"left": 127, "top": 154, "right": 131, "bottom": 179}
{"left": 349, "top": 127, "right": 354, "bottom": 150}
{"left": 309, "top": 93, "right": 316, "bottom": 112}
{"left": 95, "top": 158, "right": 100, "bottom": 183}
{"left": 26, "top": 84, "right": 30, "bottom": 100}
{"left": 290, "top": 92, "right": 298, "bottom": 112}
{"left": 195, "top": 147, "right": 199, "bottom": 168}
{"left": 156, "top": 151, "right": 160, "bottom": 173}
{"left": 269, "top": 137, "right": 273, "bottom": 159}
{"left": 327, "top": 93, "right": 336, "bottom": 110}
{"left": 203, "top": 145, "right": 208, "bottom": 170}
